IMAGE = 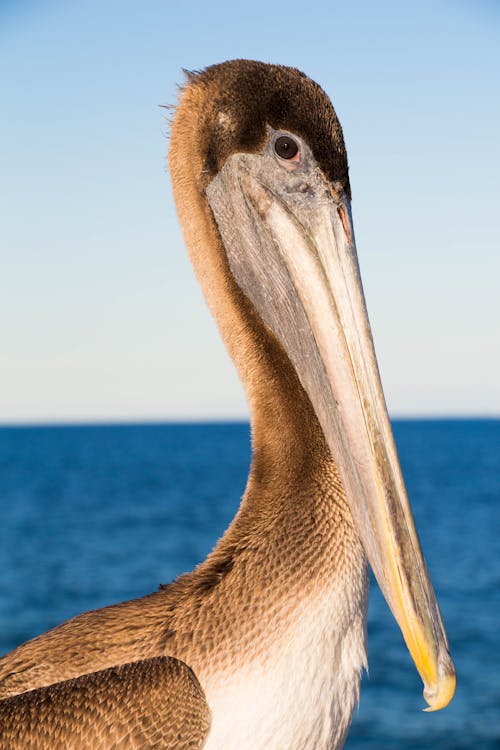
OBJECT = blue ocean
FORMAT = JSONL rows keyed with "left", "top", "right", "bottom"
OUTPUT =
{"left": 0, "top": 420, "right": 498, "bottom": 748}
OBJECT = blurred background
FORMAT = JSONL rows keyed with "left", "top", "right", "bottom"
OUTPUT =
{"left": 1, "top": 2, "right": 499, "bottom": 748}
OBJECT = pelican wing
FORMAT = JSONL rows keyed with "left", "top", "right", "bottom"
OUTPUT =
{"left": 0, "top": 656, "right": 211, "bottom": 749}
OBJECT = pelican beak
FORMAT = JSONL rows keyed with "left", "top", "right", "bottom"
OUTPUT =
{"left": 206, "top": 148, "right": 456, "bottom": 710}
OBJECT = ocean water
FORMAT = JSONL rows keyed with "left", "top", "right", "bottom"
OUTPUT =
{"left": 0, "top": 420, "right": 498, "bottom": 748}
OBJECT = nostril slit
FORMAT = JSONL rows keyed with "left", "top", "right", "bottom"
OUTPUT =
{"left": 337, "top": 205, "right": 352, "bottom": 244}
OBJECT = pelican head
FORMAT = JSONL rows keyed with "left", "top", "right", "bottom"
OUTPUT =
{"left": 169, "top": 59, "right": 455, "bottom": 711}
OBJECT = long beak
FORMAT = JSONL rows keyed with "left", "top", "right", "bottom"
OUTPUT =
{"left": 206, "top": 156, "right": 456, "bottom": 710}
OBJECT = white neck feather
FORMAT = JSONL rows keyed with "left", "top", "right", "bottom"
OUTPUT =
{"left": 200, "top": 566, "right": 369, "bottom": 750}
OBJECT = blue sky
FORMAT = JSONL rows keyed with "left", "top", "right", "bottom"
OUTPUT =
{"left": 1, "top": 1, "right": 499, "bottom": 422}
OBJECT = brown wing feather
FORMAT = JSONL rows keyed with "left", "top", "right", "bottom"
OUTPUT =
{"left": 0, "top": 656, "right": 211, "bottom": 749}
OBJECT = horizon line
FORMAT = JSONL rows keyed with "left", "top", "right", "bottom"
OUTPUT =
{"left": 0, "top": 414, "right": 499, "bottom": 429}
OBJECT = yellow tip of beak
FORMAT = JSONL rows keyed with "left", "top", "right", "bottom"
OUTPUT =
{"left": 423, "top": 670, "right": 456, "bottom": 712}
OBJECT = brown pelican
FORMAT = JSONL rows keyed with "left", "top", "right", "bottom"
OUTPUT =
{"left": 0, "top": 60, "right": 455, "bottom": 749}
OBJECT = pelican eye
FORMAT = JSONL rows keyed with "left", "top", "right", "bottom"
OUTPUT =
{"left": 274, "top": 135, "right": 299, "bottom": 160}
